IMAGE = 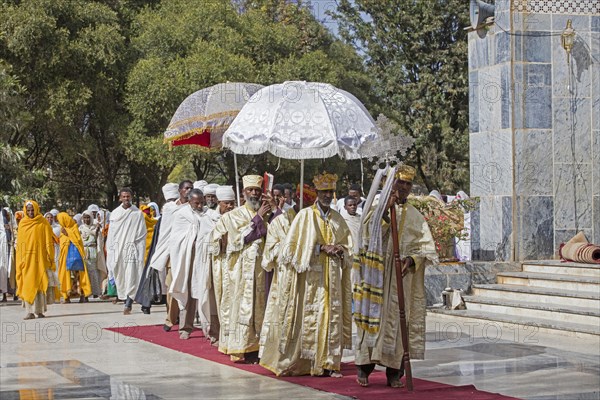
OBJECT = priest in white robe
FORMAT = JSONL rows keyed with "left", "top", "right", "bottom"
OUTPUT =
{"left": 106, "top": 187, "right": 147, "bottom": 314}
{"left": 134, "top": 182, "right": 179, "bottom": 313}
{"left": 167, "top": 188, "right": 215, "bottom": 340}
{"left": 149, "top": 181, "right": 192, "bottom": 322}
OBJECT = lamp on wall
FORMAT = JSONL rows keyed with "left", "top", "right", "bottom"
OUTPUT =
{"left": 469, "top": 0, "right": 495, "bottom": 29}
{"left": 561, "top": 19, "right": 576, "bottom": 63}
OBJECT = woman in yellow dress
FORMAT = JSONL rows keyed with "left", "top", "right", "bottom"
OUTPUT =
{"left": 15, "top": 200, "right": 55, "bottom": 319}
{"left": 56, "top": 212, "right": 92, "bottom": 303}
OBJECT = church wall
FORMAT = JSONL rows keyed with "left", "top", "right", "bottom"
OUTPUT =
{"left": 468, "top": 0, "right": 599, "bottom": 261}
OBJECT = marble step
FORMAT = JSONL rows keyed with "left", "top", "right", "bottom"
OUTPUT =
{"left": 428, "top": 308, "right": 600, "bottom": 341}
{"left": 472, "top": 283, "right": 600, "bottom": 309}
{"left": 463, "top": 295, "right": 600, "bottom": 327}
{"left": 522, "top": 260, "right": 600, "bottom": 278}
{"left": 497, "top": 271, "right": 600, "bottom": 292}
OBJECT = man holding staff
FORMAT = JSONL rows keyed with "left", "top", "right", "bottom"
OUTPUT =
{"left": 353, "top": 165, "right": 438, "bottom": 388}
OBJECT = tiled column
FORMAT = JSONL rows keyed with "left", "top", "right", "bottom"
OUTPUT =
{"left": 469, "top": 1, "right": 599, "bottom": 261}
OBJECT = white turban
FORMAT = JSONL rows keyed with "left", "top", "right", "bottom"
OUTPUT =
{"left": 216, "top": 186, "right": 235, "bottom": 201}
{"left": 204, "top": 183, "right": 219, "bottom": 195}
{"left": 162, "top": 183, "right": 179, "bottom": 201}
{"left": 193, "top": 180, "right": 208, "bottom": 191}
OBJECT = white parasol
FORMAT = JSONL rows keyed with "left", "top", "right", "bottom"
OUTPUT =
{"left": 223, "top": 81, "right": 380, "bottom": 206}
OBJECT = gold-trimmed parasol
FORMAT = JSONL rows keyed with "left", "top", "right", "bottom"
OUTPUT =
{"left": 164, "top": 82, "right": 264, "bottom": 150}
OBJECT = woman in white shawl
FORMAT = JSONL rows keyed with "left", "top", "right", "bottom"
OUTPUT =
{"left": 148, "top": 202, "right": 161, "bottom": 220}
{"left": 43, "top": 212, "right": 60, "bottom": 304}
{"left": 1, "top": 208, "right": 10, "bottom": 301}
{"left": 79, "top": 211, "right": 103, "bottom": 297}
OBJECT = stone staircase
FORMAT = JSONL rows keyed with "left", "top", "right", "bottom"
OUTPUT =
{"left": 429, "top": 260, "right": 600, "bottom": 340}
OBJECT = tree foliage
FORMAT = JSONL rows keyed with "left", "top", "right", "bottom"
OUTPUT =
{"left": 124, "top": 0, "right": 373, "bottom": 200}
{"left": 1, "top": 0, "right": 470, "bottom": 209}
{"left": 0, "top": 61, "right": 45, "bottom": 207}
{"left": 334, "top": 0, "right": 470, "bottom": 192}
{"left": 0, "top": 0, "right": 133, "bottom": 209}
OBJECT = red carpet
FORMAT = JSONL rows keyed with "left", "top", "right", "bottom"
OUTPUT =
{"left": 105, "top": 325, "right": 518, "bottom": 399}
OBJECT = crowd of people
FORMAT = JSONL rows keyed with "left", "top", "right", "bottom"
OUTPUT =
{"left": 0, "top": 165, "right": 438, "bottom": 387}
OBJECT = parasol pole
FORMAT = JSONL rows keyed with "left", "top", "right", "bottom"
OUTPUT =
{"left": 299, "top": 159, "right": 304, "bottom": 209}
{"left": 234, "top": 153, "right": 241, "bottom": 207}
{"left": 389, "top": 202, "right": 414, "bottom": 391}
{"left": 360, "top": 159, "right": 365, "bottom": 195}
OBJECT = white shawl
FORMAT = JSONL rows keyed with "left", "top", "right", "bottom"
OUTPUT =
{"left": 0, "top": 226, "right": 8, "bottom": 293}
{"left": 148, "top": 201, "right": 179, "bottom": 272}
{"left": 106, "top": 204, "right": 147, "bottom": 300}
{"left": 168, "top": 204, "right": 215, "bottom": 311}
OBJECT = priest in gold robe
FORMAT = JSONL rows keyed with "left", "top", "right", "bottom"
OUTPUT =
{"left": 210, "top": 175, "right": 270, "bottom": 363}
{"left": 258, "top": 184, "right": 299, "bottom": 360}
{"left": 353, "top": 165, "right": 438, "bottom": 388}
{"left": 260, "top": 172, "right": 352, "bottom": 377}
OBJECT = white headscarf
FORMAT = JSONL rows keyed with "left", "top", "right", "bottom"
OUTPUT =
{"left": 73, "top": 213, "right": 83, "bottom": 226}
{"left": 79, "top": 210, "right": 98, "bottom": 242}
{"left": 148, "top": 202, "right": 161, "bottom": 219}
{"left": 81, "top": 210, "right": 95, "bottom": 225}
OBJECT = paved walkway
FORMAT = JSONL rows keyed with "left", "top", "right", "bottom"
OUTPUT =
{"left": 0, "top": 300, "right": 598, "bottom": 399}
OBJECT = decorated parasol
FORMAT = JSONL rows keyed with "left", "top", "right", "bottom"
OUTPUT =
{"left": 222, "top": 81, "right": 380, "bottom": 206}
{"left": 164, "top": 82, "right": 264, "bottom": 150}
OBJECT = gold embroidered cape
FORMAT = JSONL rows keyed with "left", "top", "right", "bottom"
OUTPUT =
{"left": 260, "top": 205, "right": 352, "bottom": 376}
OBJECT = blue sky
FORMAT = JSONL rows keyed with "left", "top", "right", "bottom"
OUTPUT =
{"left": 305, "top": 0, "right": 341, "bottom": 36}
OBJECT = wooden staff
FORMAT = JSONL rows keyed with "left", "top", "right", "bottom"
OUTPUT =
{"left": 389, "top": 203, "right": 413, "bottom": 391}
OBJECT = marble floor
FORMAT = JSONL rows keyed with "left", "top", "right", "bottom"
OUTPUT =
{"left": 0, "top": 299, "right": 598, "bottom": 399}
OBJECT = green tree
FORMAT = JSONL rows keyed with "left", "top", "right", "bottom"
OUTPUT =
{"left": 125, "top": 0, "right": 374, "bottom": 198}
{"left": 0, "top": 0, "right": 377, "bottom": 208}
{"left": 0, "top": 0, "right": 141, "bottom": 209}
{"left": 0, "top": 61, "right": 47, "bottom": 207}
{"left": 335, "top": 1, "right": 470, "bottom": 193}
